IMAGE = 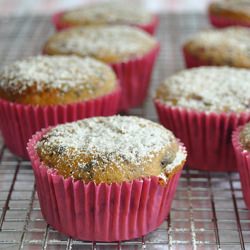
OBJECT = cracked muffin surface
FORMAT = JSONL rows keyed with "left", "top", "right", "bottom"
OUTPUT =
{"left": 36, "top": 116, "right": 186, "bottom": 184}
{"left": 0, "top": 55, "right": 117, "bottom": 105}
{"left": 155, "top": 66, "right": 250, "bottom": 113}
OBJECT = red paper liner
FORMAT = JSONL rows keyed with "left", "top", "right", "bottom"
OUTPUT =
{"left": 0, "top": 87, "right": 121, "bottom": 159}
{"left": 27, "top": 127, "right": 185, "bottom": 242}
{"left": 183, "top": 47, "right": 211, "bottom": 68}
{"left": 52, "top": 11, "right": 159, "bottom": 35}
{"left": 209, "top": 13, "right": 250, "bottom": 28}
{"left": 155, "top": 100, "right": 250, "bottom": 171}
{"left": 232, "top": 127, "right": 250, "bottom": 209}
{"left": 112, "top": 44, "right": 160, "bottom": 111}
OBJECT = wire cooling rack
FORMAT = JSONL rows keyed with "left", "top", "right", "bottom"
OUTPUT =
{"left": 0, "top": 14, "right": 250, "bottom": 250}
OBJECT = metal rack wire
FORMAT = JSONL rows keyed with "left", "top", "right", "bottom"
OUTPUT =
{"left": 0, "top": 14, "right": 249, "bottom": 250}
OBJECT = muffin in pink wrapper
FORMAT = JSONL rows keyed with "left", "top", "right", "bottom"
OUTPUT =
{"left": 208, "top": 0, "right": 250, "bottom": 28}
{"left": 43, "top": 25, "right": 160, "bottom": 111}
{"left": 183, "top": 27, "right": 250, "bottom": 69}
{"left": 0, "top": 56, "right": 120, "bottom": 159}
{"left": 52, "top": 2, "right": 158, "bottom": 35}
{"left": 232, "top": 124, "right": 250, "bottom": 209}
{"left": 154, "top": 66, "right": 250, "bottom": 172}
{"left": 27, "top": 116, "right": 187, "bottom": 242}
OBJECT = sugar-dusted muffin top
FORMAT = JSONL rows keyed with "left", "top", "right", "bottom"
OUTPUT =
{"left": 0, "top": 55, "right": 117, "bottom": 106}
{"left": 155, "top": 66, "right": 250, "bottom": 113}
{"left": 36, "top": 116, "right": 186, "bottom": 184}
{"left": 43, "top": 26, "right": 158, "bottom": 64}
{"left": 240, "top": 123, "right": 250, "bottom": 150}
{"left": 60, "top": 2, "right": 152, "bottom": 26}
{"left": 209, "top": 0, "right": 250, "bottom": 18}
{"left": 183, "top": 27, "right": 250, "bottom": 68}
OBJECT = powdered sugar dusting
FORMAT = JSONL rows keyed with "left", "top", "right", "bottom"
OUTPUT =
{"left": 46, "top": 26, "right": 157, "bottom": 62}
{"left": 156, "top": 66, "right": 250, "bottom": 113}
{"left": 0, "top": 55, "right": 116, "bottom": 94}
{"left": 63, "top": 2, "right": 152, "bottom": 25}
{"left": 187, "top": 27, "right": 250, "bottom": 52}
{"left": 36, "top": 116, "right": 185, "bottom": 174}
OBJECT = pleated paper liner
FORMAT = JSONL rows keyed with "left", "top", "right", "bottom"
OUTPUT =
{"left": 209, "top": 14, "right": 250, "bottom": 28}
{"left": 111, "top": 44, "right": 160, "bottom": 111}
{"left": 0, "top": 87, "right": 121, "bottom": 159}
{"left": 155, "top": 100, "right": 250, "bottom": 171}
{"left": 27, "top": 127, "right": 186, "bottom": 242}
{"left": 232, "top": 126, "right": 250, "bottom": 209}
{"left": 52, "top": 11, "right": 159, "bottom": 35}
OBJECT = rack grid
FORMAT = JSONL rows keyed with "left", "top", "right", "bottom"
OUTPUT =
{"left": 0, "top": 14, "right": 249, "bottom": 250}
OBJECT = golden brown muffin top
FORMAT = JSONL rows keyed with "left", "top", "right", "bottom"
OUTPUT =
{"left": 0, "top": 55, "right": 117, "bottom": 105}
{"left": 185, "top": 27, "right": 250, "bottom": 48}
{"left": 155, "top": 66, "right": 250, "bottom": 113}
{"left": 240, "top": 123, "right": 250, "bottom": 150}
{"left": 44, "top": 26, "right": 157, "bottom": 63}
{"left": 210, "top": 0, "right": 250, "bottom": 16}
{"left": 36, "top": 116, "right": 186, "bottom": 184}
{"left": 61, "top": 2, "right": 152, "bottom": 26}
{"left": 184, "top": 27, "right": 250, "bottom": 68}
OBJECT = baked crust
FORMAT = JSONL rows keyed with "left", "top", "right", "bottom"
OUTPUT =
{"left": 60, "top": 2, "right": 152, "bottom": 27}
{"left": 43, "top": 26, "right": 157, "bottom": 64}
{"left": 183, "top": 27, "right": 250, "bottom": 68}
{"left": 0, "top": 56, "right": 117, "bottom": 105}
{"left": 209, "top": 1, "right": 250, "bottom": 23}
{"left": 36, "top": 116, "right": 187, "bottom": 184}
{"left": 155, "top": 66, "right": 250, "bottom": 113}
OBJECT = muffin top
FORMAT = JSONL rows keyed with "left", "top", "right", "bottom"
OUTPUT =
{"left": 60, "top": 2, "right": 152, "bottom": 26}
{"left": 240, "top": 123, "right": 250, "bottom": 150}
{"left": 43, "top": 26, "right": 157, "bottom": 63}
{"left": 184, "top": 27, "right": 250, "bottom": 68}
{"left": 0, "top": 55, "right": 117, "bottom": 105}
{"left": 155, "top": 66, "right": 250, "bottom": 113}
{"left": 36, "top": 116, "right": 186, "bottom": 184}
{"left": 210, "top": 0, "right": 250, "bottom": 16}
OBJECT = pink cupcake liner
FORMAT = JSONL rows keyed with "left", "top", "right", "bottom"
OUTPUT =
{"left": 209, "top": 13, "right": 250, "bottom": 28}
{"left": 0, "top": 87, "right": 121, "bottom": 159}
{"left": 111, "top": 44, "right": 160, "bottom": 111}
{"left": 232, "top": 127, "right": 250, "bottom": 209}
{"left": 52, "top": 11, "right": 159, "bottom": 35}
{"left": 155, "top": 100, "right": 250, "bottom": 172}
{"left": 27, "top": 127, "right": 185, "bottom": 242}
{"left": 183, "top": 47, "right": 211, "bottom": 68}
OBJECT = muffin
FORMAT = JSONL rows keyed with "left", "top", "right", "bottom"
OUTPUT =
{"left": 0, "top": 55, "right": 120, "bottom": 159}
{"left": 27, "top": 116, "right": 187, "bottom": 241}
{"left": 43, "top": 25, "right": 160, "bottom": 110}
{"left": 154, "top": 66, "right": 250, "bottom": 171}
{"left": 233, "top": 123, "right": 250, "bottom": 209}
{"left": 209, "top": 0, "right": 250, "bottom": 28}
{"left": 52, "top": 2, "right": 158, "bottom": 35}
{"left": 183, "top": 27, "right": 250, "bottom": 69}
